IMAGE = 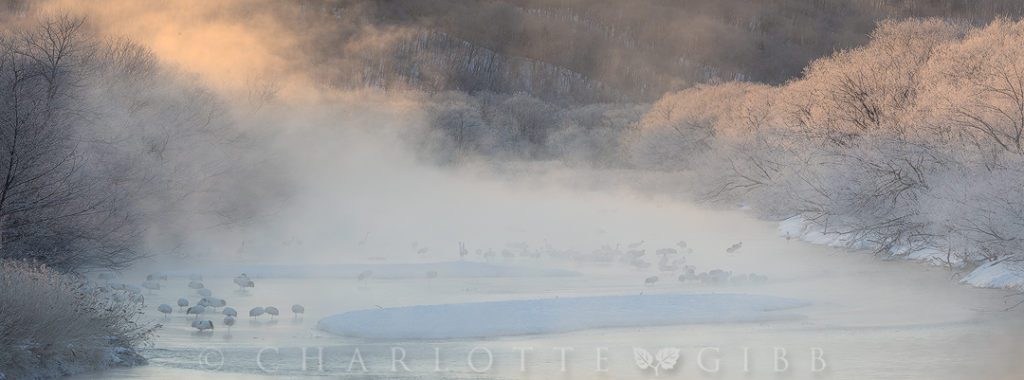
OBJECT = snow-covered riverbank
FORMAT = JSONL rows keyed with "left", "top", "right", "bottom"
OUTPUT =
{"left": 778, "top": 216, "right": 1024, "bottom": 290}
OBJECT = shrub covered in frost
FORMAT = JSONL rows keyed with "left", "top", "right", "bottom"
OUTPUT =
{"left": 0, "top": 260, "right": 154, "bottom": 379}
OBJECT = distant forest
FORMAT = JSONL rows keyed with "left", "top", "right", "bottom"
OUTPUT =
{"left": 284, "top": 0, "right": 1024, "bottom": 103}
{"left": 5, "top": 1, "right": 1022, "bottom": 103}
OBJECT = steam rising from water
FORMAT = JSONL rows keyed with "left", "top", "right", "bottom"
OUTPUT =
{"left": 42, "top": 0, "right": 301, "bottom": 98}
{"left": 25, "top": 0, "right": 704, "bottom": 266}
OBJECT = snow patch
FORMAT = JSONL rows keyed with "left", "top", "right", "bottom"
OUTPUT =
{"left": 961, "top": 259, "right": 1024, "bottom": 290}
{"left": 779, "top": 216, "right": 865, "bottom": 249}
{"left": 318, "top": 293, "right": 809, "bottom": 340}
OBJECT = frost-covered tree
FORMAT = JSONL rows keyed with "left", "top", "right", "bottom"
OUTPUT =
{"left": 0, "top": 15, "right": 249, "bottom": 271}
{"left": 634, "top": 18, "right": 1024, "bottom": 266}
{"left": 918, "top": 18, "right": 1024, "bottom": 158}
{"left": 0, "top": 16, "right": 140, "bottom": 270}
{"left": 627, "top": 83, "right": 753, "bottom": 170}
{"left": 428, "top": 93, "right": 486, "bottom": 160}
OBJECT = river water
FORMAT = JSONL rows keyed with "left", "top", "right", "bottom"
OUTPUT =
{"left": 72, "top": 192, "right": 1024, "bottom": 379}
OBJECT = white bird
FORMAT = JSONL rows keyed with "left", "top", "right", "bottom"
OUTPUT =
{"left": 291, "top": 304, "right": 304, "bottom": 318}
{"left": 141, "top": 281, "right": 160, "bottom": 293}
{"left": 186, "top": 305, "right": 206, "bottom": 319}
{"left": 197, "top": 288, "right": 212, "bottom": 297}
{"left": 678, "top": 272, "right": 698, "bottom": 282}
{"left": 222, "top": 307, "right": 237, "bottom": 317}
{"left": 631, "top": 259, "right": 651, "bottom": 270}
{"left": 188, "top": 280, "right": 204, "bottom": 289}
{"left": 249, "top": 306, "right": 265, "bottom": 319}
{"left": 157, "top": 304, "right": 173, "bottom": 318}
{"left": 658, "top": 261, "right": 678, "bottom": 272}
{"left": 209, "top": 297, "right": 226, "bottom": 308}
{"left": 730, "top": 273, "right": 750, "bottom": 284}
{"left": 627, "top": 249, "right": 646, "bottom": 258}
{"left": 109, "top": 283, "right": 142, "bottom": 293}
{"left": 265, "top": 306, "right": 279, "bottom": 320}
{"left": 191, "top": 319, "right": 214, "bottom": 332}
{"left": 357, "top": 232, "right": 369, "bottom": 247}
{"left": 223, "top": 316, "right": 236, "bottom": 331}
{"left": 233, "top": 274, "right": 254, "bottom": 291}
{"left": 657, "top": 252, "right": 681, "bottom": 272}
{"left": 177, "top": 297, "right": 189, "bottom": 311}
{"left": 656, "top": 248, "right": 678, "bottom": 256}
{"left": 198, "top": 297, "right": 226, "bottom": 309}
{"left": 703, "top": 269, "right": 732, "bottom": 284}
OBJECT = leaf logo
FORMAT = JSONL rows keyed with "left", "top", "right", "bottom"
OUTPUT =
{"left": 633, "top": 347, "right": 680, "bottom": 376}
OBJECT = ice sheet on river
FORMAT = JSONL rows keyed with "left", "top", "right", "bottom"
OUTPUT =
{"left": 318, "top": 293, "right": 809, "bottom": 339}
{"left": 165, "top": 261, "right": 579, "bottom": 279}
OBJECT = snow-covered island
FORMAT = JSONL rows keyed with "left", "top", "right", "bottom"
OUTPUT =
{"left": 318, "top": 293, "right": 809, "bottom": 339}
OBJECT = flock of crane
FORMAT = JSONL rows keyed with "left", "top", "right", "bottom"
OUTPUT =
{"left": 635, "top": 241, "right": 768, "bottom": 287}
{"left": 443, "top": 239, "right": 771, "bottom": 287}
{"left": 136, "top": 273, "right": 306, "bottom": 333}
{"left": 93, "top": 238, "right": 769, "bottom": 334}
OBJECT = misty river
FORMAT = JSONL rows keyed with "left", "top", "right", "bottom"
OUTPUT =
{"left": 5, "top": 3, "right": 1024, "bottom": 380}
{"left": 68, "top": 182, "right": 1024, "bottom": 380}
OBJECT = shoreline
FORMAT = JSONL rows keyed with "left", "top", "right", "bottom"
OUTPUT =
{"left": 777, "top": 215, "right": 1024, "bottom": 291}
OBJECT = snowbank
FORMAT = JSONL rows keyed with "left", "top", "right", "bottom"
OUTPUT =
{"left": 167, "top": 261, "right": 579, "bottom": 279}
{"left": 779, "top": 216, "right": 881, "bottom": 251}
{"left": 960, "top": 258, "right": 1024, "bottom": 290}
{"left": 318, "top": 293, "right": 809, "bottom": 339}
{"left": 779, "top": 216, "right": 1024, "bottom": 290}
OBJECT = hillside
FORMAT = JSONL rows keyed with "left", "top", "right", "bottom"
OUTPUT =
{"left": 281, "top": 0, "right": 1024, "bottom": 103}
